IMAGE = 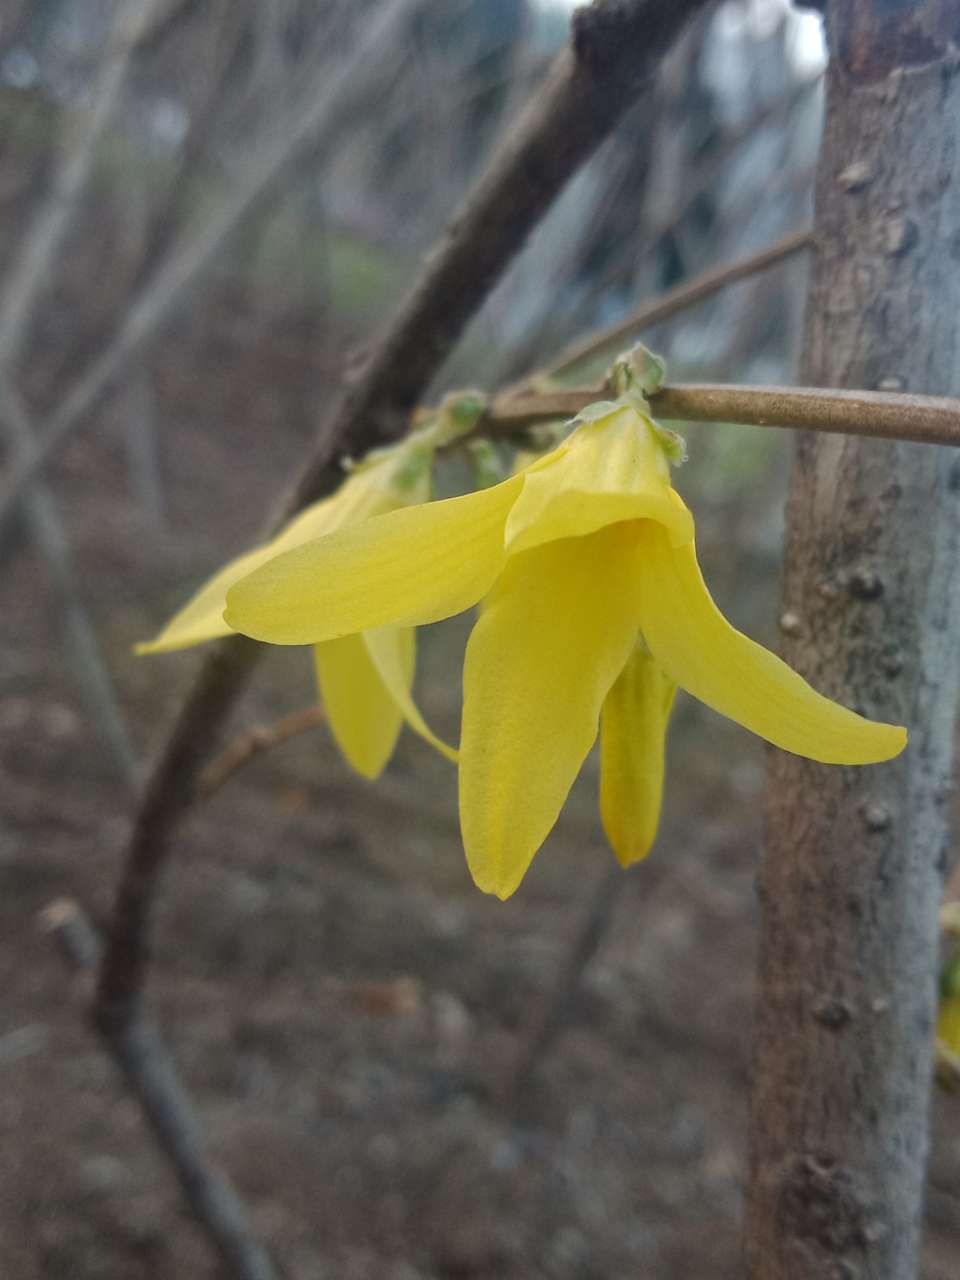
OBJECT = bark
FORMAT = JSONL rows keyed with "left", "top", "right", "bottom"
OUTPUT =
{"left": 745, "top": 5, "right": 960, "bottom": 1279}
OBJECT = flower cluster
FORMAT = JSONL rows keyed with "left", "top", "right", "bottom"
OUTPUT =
{"left": 142, "top": 358, "right": 906, "bottom": 898}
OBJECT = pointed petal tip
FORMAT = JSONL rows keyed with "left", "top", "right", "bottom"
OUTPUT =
{"left": 470, "top": 867, "right": 521, "bottom": 901}
{"left": 133, "top": 636, "right": 183, "bottom": 656}
{"left": 608, "top": 839, "right": 655, "bottom": 870}
{"left": 352, "top": 759, "right": 387, "bottom": 782}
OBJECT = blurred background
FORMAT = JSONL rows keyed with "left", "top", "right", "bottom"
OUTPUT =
{"left": 0, "top": 1, "right": 957, "bottom": 1276}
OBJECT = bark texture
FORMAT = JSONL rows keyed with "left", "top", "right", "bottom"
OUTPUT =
{"left": 745, "top": 6, "right": 960, "bottom": 1279}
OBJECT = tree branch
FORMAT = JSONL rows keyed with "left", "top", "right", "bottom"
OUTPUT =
{"left": 516, "top": 227, "right": 814, "bottom": 390}
{"left": 197, "top": 705, "right": 325, "bottom": 802}
{"left": 485, "top": 382, "right": 960, "bottom": 448}
{"left": 0, "top": 1, "right": 164, "bottom": 787}
{"left": 0, "top": 0, "right": 422, "bottom": 539}
{"left": 41, "top": 900, "right": 276, "bottom": 1280}
{"left": 0, "top": 0, "right": 165, "bottom": 368}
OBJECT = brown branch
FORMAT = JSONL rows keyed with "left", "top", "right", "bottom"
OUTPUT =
{"left": 485, "top": 382, "right": 960, "bottom": 449}
{"left": 198, "top": 705, "right": 325, "bottom": 802}
{"left": 93, "top": 0, "right": 715, "bottom": 1037}
{"left": 41, "top": 900, "right": 276, "bottom": 1280}
{"left": 511, "top": 226, "right": 815, "bottom": 392}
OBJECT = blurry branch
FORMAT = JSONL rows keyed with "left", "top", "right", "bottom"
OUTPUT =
{"left": 512, "top": 227, "right": 814, "bottom": 391}
{"left": 131, "top": 0, "right": 203, "bottom": 54}
{"left": 0, "top": 385, "right": 139, "bottom": 789}
{"left": 198, "top": 705, "right": 325, "bottom": 802}
{"left": 564, "top": 72, "right": 822, "bottom": 342}
{"left": 0, "top": 0, "right": 166, "bottom": 368}
{"left": 486, "top": 382, "right": 960, "bottom": 449}
{"left": 93, "top": 0, "right": 715, "bottom": 1037}
{"left": 0, "top": 0, "right": 169, "bottom": 789}
{"left": 0, "top": 0, "right": 422, "bottom": 538}
{"left": 40, "top": 900, "right": 277, "bottom": 1280}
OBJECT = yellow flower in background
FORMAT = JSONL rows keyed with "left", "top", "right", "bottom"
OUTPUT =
{"left": 138, "top": 431, "right": 454, "bottom": 778}
{"left": 939, "top": 963, "right": 960, "bottom": 1060}
{"left": 939, "top": 907, "right": 960, "bottom": 1072}
{"left": 224, "top": 399, "right": 907, "bottom": 899}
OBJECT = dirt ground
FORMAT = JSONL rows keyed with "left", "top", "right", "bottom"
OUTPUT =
{"left": 2, "top": 284, "right": 959, "bottom": 1280}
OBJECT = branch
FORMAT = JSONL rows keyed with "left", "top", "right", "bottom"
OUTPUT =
{"left": 41, "top": 900, "right": 276, "bottom": 1280}
{"left": 517, "top": 227, "right": 814, "bottom": 390}
{"left": 93, "top": 0, "right": 715, "bottom": 1037}
{"left": 198, "top": 705, "right": 325, "bottom": 802}
{"left": 485, "top": 382, "right": 960, "bottom": 449}
{"left": 0, "top": 386, "right": 140, "bottom": 788}
{"left": 0, "top": 0, "right": 422, "bottom": 539}
{"left": 0, "top": 0, "right": 166, "bottom": 368}
{"left": 0, "top": 0, "right": 179, "bottom": 786}
{"left": 566, "top": 73, "right": 820, "bottom": 326}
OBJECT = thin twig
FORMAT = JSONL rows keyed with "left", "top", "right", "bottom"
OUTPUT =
{"left": 0, "top": 0, "right": 422, "bottom": 539}
{"left": 93, "top": 0, "right": 714, "bottom": 1037}
{"left": 569, "top": 72, "right": 821, "bottom": 322}
{"left": 198, "top": 705, "right": 325, "bottom": 802}
{"left": 519, "top": 227, "right": 814, "bottom": 390}
{"left": 485, "top": 381, "right": 960, "bottom": 449}
{"left": 40, "top": 900, "right": 276, "bottom": 1280}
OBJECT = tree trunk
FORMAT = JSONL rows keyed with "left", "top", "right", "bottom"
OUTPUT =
{"left": 744, "top": 5, "right": 960, "bottom": 1279}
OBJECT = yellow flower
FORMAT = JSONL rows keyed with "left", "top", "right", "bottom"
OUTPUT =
{"left": 224, "top": 402, "right": 907, "bottom": 898}
{"left": 138, "top": 433, "right": 454, "bottom": 778}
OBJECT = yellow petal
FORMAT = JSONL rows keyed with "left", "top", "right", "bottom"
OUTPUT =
{"left": 600, "top": 644, "right": 676, "bottom": 867}
{"left": 362, "top": 627, "right": 458, "bottom": 763}
{"left": 505, "top": 407, "right": 693, "bottom": 556}
{"left": 136, "top": 543, "right": 289, "bottom": 654}
{"left": 137, "top": 462, "right": 405, "bottom": 655}
{"left": 313, "top": 632, "right": 405, "bottom": 779}
{"left": 225, "top": 476, "right": 524, "bottom": 645}
{"left": 635, "top": 523, "right": 907, "bottom": 764}
{"left": 459, "top": 524, "right": 642, "bottom": 899}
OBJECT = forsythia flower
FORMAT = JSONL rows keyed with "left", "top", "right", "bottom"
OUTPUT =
{"left": 138, "top": 430, "right": 454, "bottom": 778}
{"left": 223, "top": 399, "right": 907, "bottom": 898}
